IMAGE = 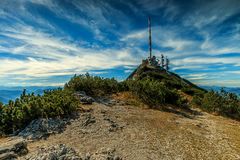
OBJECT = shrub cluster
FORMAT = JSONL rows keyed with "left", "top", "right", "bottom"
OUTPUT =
{"left": 182, "top": 87, "right": 205, "bottom": 96}
{"left": 126, "top": 79, "right": 184, "bottom": 107}
{"left": 65, "top": 74, "right": 185, "bottom": 108}
{"left": 64, "top": 73, "right": 122, "bottom": 96}
{"left": 0, "top": 89, "right": 78, "bottom": 134}
{"left": 1, "top": 73, "right": 239, "bottom": 137}
{"left": 192, "top": 89, "right": 240, "bottom": 120}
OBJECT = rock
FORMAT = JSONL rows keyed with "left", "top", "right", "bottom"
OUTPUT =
{"left": 103, "top": 117, "right": 123, "bottom": 132}
{"left": 74, "top": 91, "right": 87, "bottom": 97}
{"left": 74, "top": 91, "right": 95, "bottom": 105}
{"left": 0, "top": 139, "right": 28, "bottom": 160}
{"left": 0, "top": 147, "right": 9, "bottom": 155}
{"left": 25, "top": 144, "right": 122, "bottom": 160}
{"left": 82, "top": 114, "right": 96, "bottom": 127}
{"left": 11, "top": 141, "right": 28, "bottom": 156}
{"left": 97, "top": 98, "right": 117, "bottom": 107}
{"left": 18, "top": 118, "right": 68, "bottom": 140}
{"left": 0, "top": 151, "right": 17, "bottom": 160}
{"left": 85, "top": 148, "right": 122, "bottom": 160}
{"left": 25, "top": 144, "right": 81, "bottom": 160}
{"left": 80, "top": 96, "right": 95, "bottom": 105}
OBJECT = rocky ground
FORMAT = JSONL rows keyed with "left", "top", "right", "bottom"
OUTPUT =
{"left": 1, "top": 95, "right": 240, "bottom": 160}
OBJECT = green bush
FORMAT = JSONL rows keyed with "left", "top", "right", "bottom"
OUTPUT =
{"left": 1, "top": 73, "right": 201, "bottom": 135}
{"left": 201, "top": 90, "right": 222, "bottom": 112}
{"left": 64, "top": 73, "right": 122, "bottom": 96}
{"left": 65, "top": 74, "right": 185, "bottom": 108}
{"left": 126, "top": 79, "right": 182, "bottom": 107}
{"left": 192, "top": 95, "right": 203, "bottom": 106}
{"left": 182, "top": 87, "right": 195, "bottom": 95}
{"left": 0, "top": 89, "right": 78, "bottom": 134}
{"left": 193, "top": 89, "right": 240, "bottom": 120}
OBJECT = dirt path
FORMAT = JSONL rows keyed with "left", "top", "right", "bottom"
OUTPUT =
{"left": 16, "top": 102, "right": 240, "bottom": 160}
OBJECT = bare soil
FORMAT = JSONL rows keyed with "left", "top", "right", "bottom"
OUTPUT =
{"left": 16, "top": 100, "right": 240, "bottom": 160}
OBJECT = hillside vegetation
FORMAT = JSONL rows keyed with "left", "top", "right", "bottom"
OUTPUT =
{"left": 128, "top": 64, "right": 240, "bottom": 120}
{"left": 0, "top": 89, "right": 78, "bottom": 135}
{"left": 1, "top": 66, "right": 240, "bottom": 136}
{"left": 65, "top": 73, "right": 186, "bottom": 107}
{"left": 193, "top": 89, "right": 240, "bottom": 120}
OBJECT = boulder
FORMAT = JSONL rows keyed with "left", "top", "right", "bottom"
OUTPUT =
{"left": 80, "top": 96, "right": 95, "bottom": 104}
{"left": 74, "top": 91, "right": 95, "bottom": 105}
{"left": 18, "top": 118, "right": 68, "bottom": 140}
{"left": 0, "top": 138, "right": 28, "bottom": 160}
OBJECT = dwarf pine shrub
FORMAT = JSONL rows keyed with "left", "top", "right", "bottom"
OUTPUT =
{"left": 126, "top": 79, "right": 182, "bottom": 107}
{"left": 193, "top": 89, "right": 240, "bottom": 120}
{"left": 0, "top": 89, "right": 78, "bottom": 134}
{"left": 64, "top": 73, "right": 121, "bottom": 96}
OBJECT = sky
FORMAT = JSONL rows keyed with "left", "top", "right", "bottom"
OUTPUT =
{"left": 0, "top": 0, "right": 240, "bottom": 87}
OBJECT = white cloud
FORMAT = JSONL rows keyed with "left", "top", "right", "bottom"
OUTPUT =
{"left": 183, "top": 0, "right": 240, "bottom": 28}
{"left": 197, "top": 79, "right": 240, "bottom": 87}
{"left": 171, "top": 65, "right": 204, "bottom": 71}
{"left": 0, "top": 22, "right": 139, "bottom": 85}
{"left": 124, "top": 69, "right": 133, "bottom": 73}
{"left": 172, "top": 56, "right": 240, "bottom": 66}
{"left": 182, "top": 73, "right": 208, "bottom": 80}
{"left": 162, "top": 39, "right": 192, "bottom": 51}
{"left": 0, "top": 0, "right": 240, "bottom": 87}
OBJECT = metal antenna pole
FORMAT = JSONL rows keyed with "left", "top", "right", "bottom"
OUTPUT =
{"left": 166, "top": 57, "right": 169, "bottom": 71}
{"left": 148, "top": 16, "right": 152, "bottom": 59}
{"left": 161, "top": 54, "right": 164, "bottom": 68}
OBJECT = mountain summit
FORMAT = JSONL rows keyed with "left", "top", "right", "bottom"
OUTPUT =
{"left": 127, "top": 63, "right": 205, "bottom": 94}
{"left": 127, "top": 17, "right": 205, "bottom": 95}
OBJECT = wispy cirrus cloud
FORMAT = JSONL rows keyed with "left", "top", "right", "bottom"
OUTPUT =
{"left": 0, "top": 0, "right": 240, "bottom": 87}
{"left": 0, "top": 20, "right": 139, "bottom": 86}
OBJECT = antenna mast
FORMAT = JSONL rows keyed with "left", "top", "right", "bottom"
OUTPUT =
{"left": 148, "top": 16, "right": 152, "bottom": 59}
{"left": 166, "top": 57, "right": 169, "bottom": 71}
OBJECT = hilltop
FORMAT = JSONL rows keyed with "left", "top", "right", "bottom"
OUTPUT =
{"left": 1, "top": 64, "right": 240, "bottom": 159}
{"left": 127, "top": 63, "right": 205, "bottom": 93}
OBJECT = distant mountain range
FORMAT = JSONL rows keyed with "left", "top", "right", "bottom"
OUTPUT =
{"left": 0, "top": 85, "right": 239, "bottom": 104}
{"left": 0, "top": 86, "right": 58, "bottom": 104}
{"left": 201, "top": 86, "right": 240, "bottom": 95}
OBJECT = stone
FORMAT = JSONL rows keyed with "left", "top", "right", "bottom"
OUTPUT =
{"left": 0, "top": 151, "right": 17, "bottom": 160}
{"left": 11, "top": 141, "right": 28, "bottom": 156}
{"left": 74, "top": 91, "right": 95, "bottom": 105}
{"left": 18, "top": 118, "right": 68, "bottom": 140}
{"left": 103, "top": 117, "right": 123, "bottom": 132}
{"left": 86, "top": 148, "right": 122, "bottom": 160}
{"left": 97, "top": 98, "right": 117, "bottom": 107}
{"left": 80, "top": 96, "right": 95, "bottom": 105}
{"left": 0, "top": 139, "right": 28, "bottom": 160}
{"left": 82, "top": 114, "right": 96, "bottom": 127}
{"left": 25, "top": 144, "right": 81, "bottom": 160}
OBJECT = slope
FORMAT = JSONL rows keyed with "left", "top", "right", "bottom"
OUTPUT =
{"left": 127, "top": 63, "right": 206, "bottom": 94}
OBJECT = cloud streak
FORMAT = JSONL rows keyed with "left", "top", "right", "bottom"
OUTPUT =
{"left": 0, "top": 0, "right": 240, "bottom": 87}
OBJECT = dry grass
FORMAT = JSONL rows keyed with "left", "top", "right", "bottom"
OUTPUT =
{"left": 111, "top": 91, "right": 147, "bottom": 108}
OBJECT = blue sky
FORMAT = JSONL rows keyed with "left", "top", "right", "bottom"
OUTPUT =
{"left": 0, "top": 0, "right": 240, "bottom": 87}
